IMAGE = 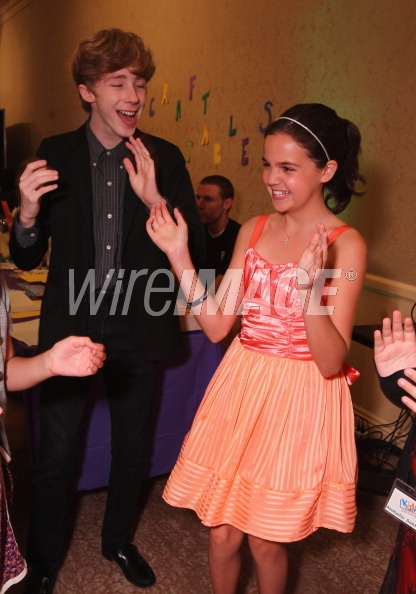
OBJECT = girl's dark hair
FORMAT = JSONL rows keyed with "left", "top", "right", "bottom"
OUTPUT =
{"left": 72, "top": 28, "right": 156, "bottom": 113}
{"left": 265, "top": 103, "right": 365, "bottom": 214}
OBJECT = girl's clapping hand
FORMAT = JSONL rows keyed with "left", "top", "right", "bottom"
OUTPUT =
{"left": 296, "top": 222, "right": 328, "bottom": 289}
{"left": 146, "top": 202, "right": 189, "bottom": 257}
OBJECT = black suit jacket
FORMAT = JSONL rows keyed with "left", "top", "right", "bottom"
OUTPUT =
{"left": 10, "top": 123, "right": 205, "bottom": 360}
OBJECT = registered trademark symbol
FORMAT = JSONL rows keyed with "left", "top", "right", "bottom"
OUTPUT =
{"left": 345, "top": 269, "right": 358, "bottom": 281}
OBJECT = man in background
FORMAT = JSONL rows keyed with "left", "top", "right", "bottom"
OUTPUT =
{"left": 196, "top": 175, "right": 240, "bottom": 290}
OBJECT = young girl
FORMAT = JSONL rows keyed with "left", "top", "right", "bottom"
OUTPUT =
{"left": 0, "top": 277, "right": 105, "bottom": 593}
{"left": 146, "top": 103, "right": 367, "bottom": 593}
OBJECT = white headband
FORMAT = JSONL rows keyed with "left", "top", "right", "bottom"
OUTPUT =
{"left": 274, "top": 116, "right": 330, "bottom": 162}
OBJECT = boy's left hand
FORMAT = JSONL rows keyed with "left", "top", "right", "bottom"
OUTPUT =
{"left": 124, "top": 136, "right": 165, "bottom": 208}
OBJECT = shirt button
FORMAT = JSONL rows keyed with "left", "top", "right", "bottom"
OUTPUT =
{"left": 107, "top": 181, "right": 112, "bottom": 187}
{"left": 107, "top": 214, "right": 112, "bottom": 219}
{"left": 106, "top": 245, "right": 111, "bottom": 250}
{"left": 106, "top": 150, "right": 111, "bottom": 156}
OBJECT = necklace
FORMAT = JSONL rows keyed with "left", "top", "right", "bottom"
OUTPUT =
{"left": 281, "top": 212, "right": 330, "bottom": 245}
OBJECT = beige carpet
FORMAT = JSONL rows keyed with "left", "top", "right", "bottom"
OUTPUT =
{"left": 8, "top": 396, "right": 400, "bottom": 594}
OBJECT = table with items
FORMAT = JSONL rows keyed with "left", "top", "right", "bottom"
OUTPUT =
{"left": 3, "top": 265, "right": 224, "bottom": 489}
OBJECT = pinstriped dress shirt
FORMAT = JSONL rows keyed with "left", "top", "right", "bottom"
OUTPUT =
{"left": 86, "top": 125, "right": 130, "bottom": 292}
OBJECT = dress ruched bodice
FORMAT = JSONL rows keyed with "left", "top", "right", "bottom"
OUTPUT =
{"left": 239, "top": 249, "right": 313, "bottom": 359}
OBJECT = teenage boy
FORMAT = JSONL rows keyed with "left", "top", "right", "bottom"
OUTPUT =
{"left": 10, "top": 28, "right": 204, "bottom": 594}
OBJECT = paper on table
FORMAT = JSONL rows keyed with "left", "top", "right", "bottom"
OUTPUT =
{"left": 19, "top": 270, "right": 48, "bottom": 284}
{"left": 9, "top": 289, "right": 42, "bottom": 313}
{"left": 0, "top": 261, "right": 16, "bottom": 270}
{"left": 12, "top": 307, "right": 41, "bottom": 319}
{"left": 12, "top": 318, "right": 39, "bottom": 346}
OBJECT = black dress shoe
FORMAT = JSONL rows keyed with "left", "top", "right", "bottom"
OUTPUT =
{"left": 102, "top": 543, "right": 156, "bottom": 588}
{"left": 24, "top": 573, "right": 55, "bottom": 594}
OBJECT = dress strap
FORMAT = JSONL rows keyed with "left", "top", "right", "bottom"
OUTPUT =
{"left": 327, "top": 224, "right": 352, "bottom": 247}
{"left": 248, "top": 214, "right": 269, "bottom": 249}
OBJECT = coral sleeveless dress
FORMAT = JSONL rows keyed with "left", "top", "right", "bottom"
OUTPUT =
{"left": 163, "top": 215, "right": 358, "bottom": 542}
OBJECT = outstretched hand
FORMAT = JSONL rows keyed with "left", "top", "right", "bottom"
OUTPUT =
{"left": 296, "top": 222, "right": 328, "bottom": 289}
{"left": 124, "top": 136, "right": 165, "bottom": 208}
{"left": 146, "top": 201, "right": 188, "bottom": 258}
{"left": 374, "top": 310, "right": 416, "bottom": 377}
{"left": 399, "top": 369, "right": 416, "bottom": 414}
{"left": 46, "top": 336, "right": 106, "bottom": 377}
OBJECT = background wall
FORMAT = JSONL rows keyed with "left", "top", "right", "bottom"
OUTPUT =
{"left": 1, "top": 0, "right": 415, "bottom": 283}
{"left": 0, "top": 0, "right": 415, "bottom": 423}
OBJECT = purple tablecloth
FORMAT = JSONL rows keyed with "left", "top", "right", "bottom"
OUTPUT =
{"left": 21, "top": 330, "right": 224, "bottom": 490}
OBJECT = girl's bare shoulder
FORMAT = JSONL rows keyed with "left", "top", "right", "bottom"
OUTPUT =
{"left": 330, "top": 223, "right": 366, "bottom": 247}
{"left": 239, "top": 214, "right": 272, "bottom": 237}
{"left": 327, "top": 222, "right": 367, "bottom": 269}
{"left": 230, "top": 215, "right": 269, "bottom": 260}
